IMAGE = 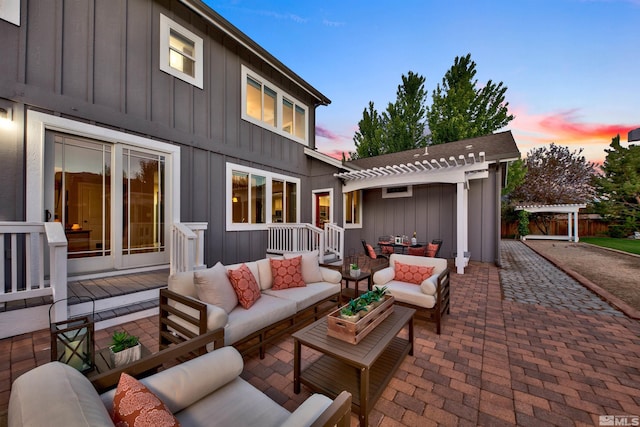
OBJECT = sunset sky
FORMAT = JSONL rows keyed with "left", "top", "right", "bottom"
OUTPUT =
{"left": 205, "top": 0, "right": 640, "bottom": 165}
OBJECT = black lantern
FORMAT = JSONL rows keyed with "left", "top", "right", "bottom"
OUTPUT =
{"left": 49, "top": 298, "right": 95, "bottom": 373}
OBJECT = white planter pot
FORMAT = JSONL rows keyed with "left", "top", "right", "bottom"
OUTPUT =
{"left": 110, "top": 343, "right": 142, "bottom": 367}
{"left": 349, "top": 268, "right": 361, "bottom": 278}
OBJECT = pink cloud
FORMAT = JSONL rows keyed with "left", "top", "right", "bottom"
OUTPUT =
{"left": 509, "top": 106, "right": 636, "bottom": 164}
{"left": 315, "top": 125, "right": 341, "bottom": 141}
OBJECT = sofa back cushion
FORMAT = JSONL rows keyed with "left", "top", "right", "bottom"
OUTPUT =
{"left": 284, "top": 251, "right": 323, "bottom": 283}
{"left": 168, "top": 271, "right": 197, "bottom": 298}
{"left": 271, "top": 256, "right": 306, "bottom": 289}
{"left": 9, "top": 362, "right": 113, "bottom": 427}
{"left": 194, "top": 262, "right": 238, "bottom": 313}
{"left": 112, "top": 373, "right": 179, "bottom": 426}
{"left": 101, "top": 347, "right": 244, "bottom": 415}
{"left": 228, "top": 264, "right": 262, "bottom": 309}
{"left": 393, "top": 261, "right": 435, "bottom": 285}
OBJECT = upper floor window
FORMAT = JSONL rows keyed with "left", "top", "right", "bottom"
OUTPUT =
{"left": 160, "top": 14, "right": 203, "bottom": 89}
{"left": 241, "top": 65, "right": 308, "bottom": 144}
{"left": 344, "top": 191, "right": 362, "bottom": 229}
{"left": 226, "top": 163, "right": 300, "bottom": 231}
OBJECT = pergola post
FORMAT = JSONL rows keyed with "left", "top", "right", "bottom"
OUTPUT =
{"left": 573, "top": 210, "right": 580, "bottom": 242}
{"left": 568, "top": 213, "right": 573, "bottom": 241}
{"left": 455, "top": 182, "right": 468, "bottom": 274}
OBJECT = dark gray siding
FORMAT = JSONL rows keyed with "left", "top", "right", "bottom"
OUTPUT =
{"left": 0, "top": 103, "right": 24, "bottom": 221}
{"left": 0, "top": 0, "right": 333, "bottom": 265}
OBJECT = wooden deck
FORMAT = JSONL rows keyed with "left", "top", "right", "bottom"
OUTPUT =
{"left": 1, "top": 269, "right": 169, "bottom": 322}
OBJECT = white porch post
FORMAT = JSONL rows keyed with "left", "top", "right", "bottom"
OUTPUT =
{"left": 567, "top": 213, "right": 573, "bottom": 241}
{"left": 455, "top": 182, "right": 468, "bottom": 274}
{"left": 573, "top": 210, "right": 580, "bottom": 242}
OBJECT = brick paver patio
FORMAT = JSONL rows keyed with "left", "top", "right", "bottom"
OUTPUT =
{"left": 1, "top": 241, "right": 639, "bottom": 426}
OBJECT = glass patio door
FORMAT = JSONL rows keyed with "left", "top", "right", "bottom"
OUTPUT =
{"left": 45, "top": 132, "right": 168, "bottom": 274}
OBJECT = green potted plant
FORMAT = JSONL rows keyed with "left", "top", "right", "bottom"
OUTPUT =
{"left": 340, "top": 298, "right": 367, "bottom": 322}
{"left": 109, "top": 331, "right": 141, "bottom": 367}
{"left": 371, "top": 286, "right": 388, "bottom": 307}
{"left": 359, "top": 291, "right": 376, "bottom": 313}
{"left": 349, "top": 263, "right": 361, "bottom": 278}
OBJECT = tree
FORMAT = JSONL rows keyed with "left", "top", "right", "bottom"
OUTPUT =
{"left": 352, "top": 101, "right": 384, "bottom": 160}
{"left": 352, "top": 71, "right": 428, "bottom": 158}
{"left": 510, "top": 144, "right": 596, "bottom": 234}
{"left": 381, "top": 71, "right": 428, "bottom": 153}
{"left": 594, "top": 135, "right": 640, "bottom": 237}
{"left": 427, "top": 53, "right": 514, "bottom": 145}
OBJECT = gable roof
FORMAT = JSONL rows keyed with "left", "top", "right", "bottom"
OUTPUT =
{"left": 347, "top": 130, "right": 520, "bottom": 171}
{"left": 180, "top": 0, "right": 330, "bottom": 106}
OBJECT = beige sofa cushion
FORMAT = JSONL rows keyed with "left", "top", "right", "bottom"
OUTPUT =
{"left": 194, "top": 262, "right": 238, "bottom": 313}
{"left": 9, "top": 362, "right": 113, "bottom": 427}
{"left": 225, "top": 294, "right": 296, "bottom": 345}
{"left": 168, "top": 270, "right": 197, "bottom": 298}
{"left": 284, "top": 250, "right": 324, "bottom": 283}
{"left": 263, "top": 282, "right": 339, "bottom": 311}
{"left": 175, "top": 377, "right": 290, "bottom": 427}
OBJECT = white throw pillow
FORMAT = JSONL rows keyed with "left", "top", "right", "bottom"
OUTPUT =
{"left": 194, "top": 262, "right": 238, "bottom": 313}
{"left": 284, "top": 251, "right": 324, "bottom": 283}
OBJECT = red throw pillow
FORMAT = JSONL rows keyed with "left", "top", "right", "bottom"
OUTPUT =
{"left": 270, "top": 256, "right": 306, "bottom": 290}
{"left": 227, "top": 264, "right": 261, "bottom": 309}
{"left": 426, "top": 242, "right": 439, "bottom": 257}
{"left": 382, "top": 245, "right": 394, "bottom": 254}
{"left": 407, "top": 246, "right": 425, "bottom": 256}
{"left": 366, "top": 244, "right": 377, "bottom": 259}
{"left": 112, "top": 373, "right": 180, "bottom": 427}
{"left": 393, "top": 261, "right": 435, "bottom": 285}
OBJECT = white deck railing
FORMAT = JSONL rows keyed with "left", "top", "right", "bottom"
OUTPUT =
{"left": 171, "top": 222, "right": 208, "bottom": 274}
{"left": 267, "top": 223, "right": 344, "bottom": 263}
{"left": 324, "top": 223, "right": 344, "bottom": 261}
{"left": 0, "top": 221, "right": 68, "bottom": 322}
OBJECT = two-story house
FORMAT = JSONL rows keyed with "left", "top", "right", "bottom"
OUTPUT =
{"left": 0, "top": 0, "right": 519, "bottom": 338}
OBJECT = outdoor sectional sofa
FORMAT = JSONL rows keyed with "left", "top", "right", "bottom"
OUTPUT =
{"left": 8, "top": 330, "right": 352, "bottom": 427}
{"left": 160, "top": 251, "right": 342, "bottom": 357}
{"left": 372, "top": 253, "right": 450, "bottom": 334}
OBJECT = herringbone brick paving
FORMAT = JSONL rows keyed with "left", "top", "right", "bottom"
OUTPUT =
{"left": 1, "top": 242, "right": 639, "bottom": 426}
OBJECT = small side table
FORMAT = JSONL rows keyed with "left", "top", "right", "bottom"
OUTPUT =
{"left": 340, "top": 271, "right": 371, "bottom": 302}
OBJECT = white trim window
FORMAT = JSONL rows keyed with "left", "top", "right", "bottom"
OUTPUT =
{"left": 344, "top": 190, "right": 362, "bottom": 229}
{"left": 159, "top": 14, "right": 204, "bottom": 89}
{"left": 226, "top": 163, "right": 300, "bottom": 231}
{"left": 241, "top": 65, "right": 308, "bottom": 145}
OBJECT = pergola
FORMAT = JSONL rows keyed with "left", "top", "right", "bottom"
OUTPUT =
{"left": 515, "top": 204, "right": 587, "bottom": 242}
{"left": 336, "top": 151, "right": 490, "bottom": 274}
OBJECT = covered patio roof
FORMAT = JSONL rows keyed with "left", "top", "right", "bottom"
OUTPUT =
{"left": 336, "top": 131, "right": 520, "bottom": 274}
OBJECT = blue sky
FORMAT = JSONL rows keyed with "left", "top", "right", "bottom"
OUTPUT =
{"left": 205, "top": 0, "right": 640, "bottom": 164}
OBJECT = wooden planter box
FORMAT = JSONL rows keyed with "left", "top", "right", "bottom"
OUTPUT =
{"left": 327, "top": 295, "right": 395, "bottom": 344}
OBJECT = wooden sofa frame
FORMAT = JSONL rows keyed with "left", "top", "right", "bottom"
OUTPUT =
{"left": 159, "top": 288, "right": 339, "bottom": 358}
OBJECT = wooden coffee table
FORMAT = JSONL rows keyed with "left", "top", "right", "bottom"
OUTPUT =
{"left": 293, "top": 305, "right": 415, "bottom": 426}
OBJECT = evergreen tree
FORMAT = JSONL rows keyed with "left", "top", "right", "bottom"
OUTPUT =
{"left": 382, "top": 71, "right": 428, "bottom": 152}
{"left": 427, "top": 53, "right": 514, "bottom": 145}
{"left": 594, "top": 135, "right": 640, "bottom": 237}
{"left": 352, "top": 101, "right": 384, "bottom": 159}
{"left": 352, "top": 72, "right": 427, "bottom": 158}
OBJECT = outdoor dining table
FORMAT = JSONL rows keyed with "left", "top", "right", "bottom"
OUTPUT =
{"left": 378, "top": 241, "right": 425, "bottom": 254}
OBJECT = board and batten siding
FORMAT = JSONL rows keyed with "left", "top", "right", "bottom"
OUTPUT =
{"left": 0, "top": 0, "right": 330, "bottom": 265}
{"left": 348, "top": 165, "right": 500, "bottom": 263}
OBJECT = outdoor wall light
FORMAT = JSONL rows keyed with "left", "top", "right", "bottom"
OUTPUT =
{"left": 0, "top": 107, "right": 12, "bottom": 121}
